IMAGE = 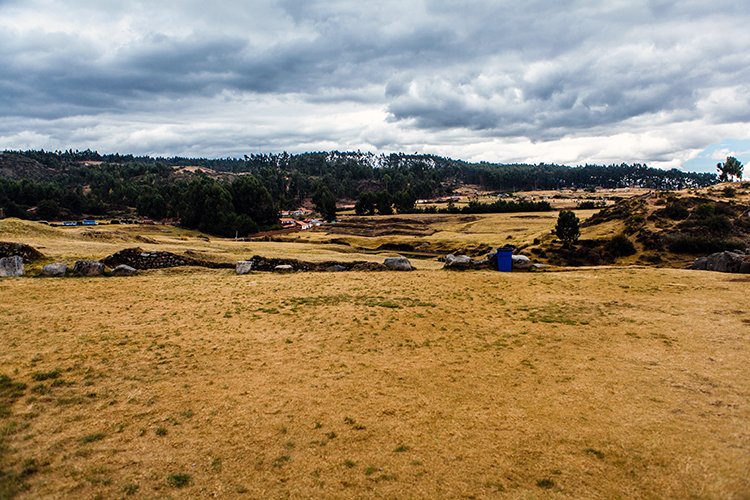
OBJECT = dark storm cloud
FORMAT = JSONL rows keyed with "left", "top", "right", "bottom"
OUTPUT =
{"left": 0, "top": 0, "right": 749, "bottom": 167}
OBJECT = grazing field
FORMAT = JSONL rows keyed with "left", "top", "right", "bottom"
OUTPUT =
{"left": 1, "top": 267, "right": 749, "bottom": 498}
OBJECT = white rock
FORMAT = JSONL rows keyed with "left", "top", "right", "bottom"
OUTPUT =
{"left": 0, "top": 255, "right": 24, "bottom": 277}
{"left": 511, "top": 254, "right": 533, "bottom": 270}
{"left": 444, "top": 254, "right": 472, "bottom": 269}
{"left": 236, "top": 261, "right": 253, "bottom": 275}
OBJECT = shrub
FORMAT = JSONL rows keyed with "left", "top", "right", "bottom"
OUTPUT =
{"left": 577, "top": 201, "right": 605, "bottom": 209}
{"left": 694, "top": 203, "right": 716, "bottom": 218}
{"left": 663, "top": 201, "right": 689, "bottom": 220}
{"left": 723, "top": 186, "right": 736, "bottom": 197}
{"left": 606, "top": 234, "right": 637, "bottom": 257}
{"left": 666, "top": 234, "right": 746, "bottom": 254}
{"left": 167, "top": 473, "right": 191, "bottom": 488}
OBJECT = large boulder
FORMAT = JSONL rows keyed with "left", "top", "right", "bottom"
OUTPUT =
{"left": 692, "top": 251, "right": 749, "bottom": 273}
{"left": 235, "top": 261, "right": 253, "bottom": 275}
{"left": 112, "top": 264, "right": 138, "bottom": 276}
{"left": 73, "top": 260, "right": 105, "bottom": 277}
{"left": 41, "top": 263, "right": 67, "bottom": 277}
{"left": 0, "top": 255, "right": 24, "bottom": 277}
{"left": 383, "top": 256, "right": 414, "bottom": 271}
{"left": 511, "top": 254, "right": 533, "bottom": 271}
{"left": 444, "top": 254, "right": 472, "bottom": 270}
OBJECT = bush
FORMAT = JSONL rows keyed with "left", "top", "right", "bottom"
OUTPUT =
{"left": 663, "top": 201, "right": 689, "bottom": 220}
{"left": 665, "top": 234, "right": 746, "bottom": 254}
{"left": 606, "top": 234, "right": 637, "bottom": 257}
{"left": 694, "top": 203, "right": 716, "bottom": 218}
{"left": 167, "top": 473, "right": 191, "bottom": 488}
{"left": 723, "top": 186, "right": 736, "bottom": 197}
{"left": 577, "top": 200, "right": 605, "bottom": 209}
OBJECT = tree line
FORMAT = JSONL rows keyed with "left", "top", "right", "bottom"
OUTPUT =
{"left": 0, "top": 149, "right": 718, "bottom": 237}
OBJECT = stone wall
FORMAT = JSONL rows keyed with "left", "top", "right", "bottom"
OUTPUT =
{"left": 101, "top": 247, "right": 233, "bottom": 270}
{"left": 247, "top": 255, "right": 386, "bottom": 272}
{"left": 0, "top": 242, "right": 44, "bottom": 262}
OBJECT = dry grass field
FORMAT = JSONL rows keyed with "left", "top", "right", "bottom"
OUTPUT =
{"left": 2, "top": 195, "right": 750, "bottom": 498}
{"left": 1, "top": 267, "right": 749, "bottom": 498}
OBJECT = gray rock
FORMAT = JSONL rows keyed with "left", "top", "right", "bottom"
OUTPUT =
{"left": 325, "top": 264, "right": 347, "bottom": 272}
{"left": 444, "top": 254, "right": 472, "bottom": 270}
{"left": 690, "top": 256, "right": 709, "bottom": 270}
{"left": 0, "top": 255, "right": 24, "bottom": 277}
{"left": 511, "top": 254, "right": 533, "bottom": 270}
{"left": 274, "top": 264, "right": 294, "bottom": 272}
{"left": 73, "top": 260, "right": 105, "bottom": 276}
{"left": 383, "top": 256, "right": 414, "bottom": 271}
{"left": 236, "top": 261, "right": 253, "bottom": 275}
{"left": 707, "top": 251, "right": 744, "bottom": 273}
{"left": 41, "top": 263, "right": 67, "bottom": 277}
{"left": 112, "top": 264, "right": 138, "bottom": 276}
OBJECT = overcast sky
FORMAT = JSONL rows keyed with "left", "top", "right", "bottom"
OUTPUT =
{"left": 1, "top": 0, "right": 749, "bottom": 171}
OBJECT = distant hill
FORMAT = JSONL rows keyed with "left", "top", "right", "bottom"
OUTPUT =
{"left": 0, "top": 148, "right": 719, "bottom": 237}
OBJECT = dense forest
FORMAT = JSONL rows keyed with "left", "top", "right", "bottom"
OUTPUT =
{"left": 0, "top": 149, "right": 716, "bottom": 237}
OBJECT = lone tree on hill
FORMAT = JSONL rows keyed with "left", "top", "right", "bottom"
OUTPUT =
{"left": 555, "top": 210, "right": 580, "bottom": 247}
{"left": 717, "top": 156, "right": 744, "bottom": 182}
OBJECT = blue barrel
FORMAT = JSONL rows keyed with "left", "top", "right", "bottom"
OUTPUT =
{"left": 497, "top": 247, "right": 513, "bottom": 272}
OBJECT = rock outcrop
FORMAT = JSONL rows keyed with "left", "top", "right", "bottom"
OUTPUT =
{"left": 0, "top": 255, "right": 24, "bottom": 277}
{"left": 691, "top": 251, "right": 750, "bottom": 273}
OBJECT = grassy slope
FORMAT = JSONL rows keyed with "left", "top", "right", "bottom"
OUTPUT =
{"left": 0, "top": 268, "right": 748, "bottom": 497}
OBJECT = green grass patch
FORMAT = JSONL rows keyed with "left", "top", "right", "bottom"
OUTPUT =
{"left": 167, "top": 473, "right": 191, "bottom": 488}
{"left": 31, "top": 369, "right": 61, "bottom": 381}
{"left": 81, "top": 432, "right": 106, "bottom": 444}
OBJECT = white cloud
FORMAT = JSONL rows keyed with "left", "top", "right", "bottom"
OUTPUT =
{"left": 0, "top": 0, "right": 749, "bottom": 171}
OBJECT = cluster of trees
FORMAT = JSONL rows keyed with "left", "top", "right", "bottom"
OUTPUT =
{"left": 716, "top": 156, "right": 744, "bottom": 182}
{"left": 0, "top": 149, "right": 724, "bottom": 237}
{"left": 0, "top": 162, "right": 278, "bottom": 237}
{"left": 410, "top": 199, "right": 552, "bottom": 215}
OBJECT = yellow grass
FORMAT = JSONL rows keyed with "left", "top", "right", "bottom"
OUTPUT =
{"left": 272, "top": 210, "right": 599, "bottom": 254}
{"left": 1, "top": 267, "right": 749, "bottom": 498}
